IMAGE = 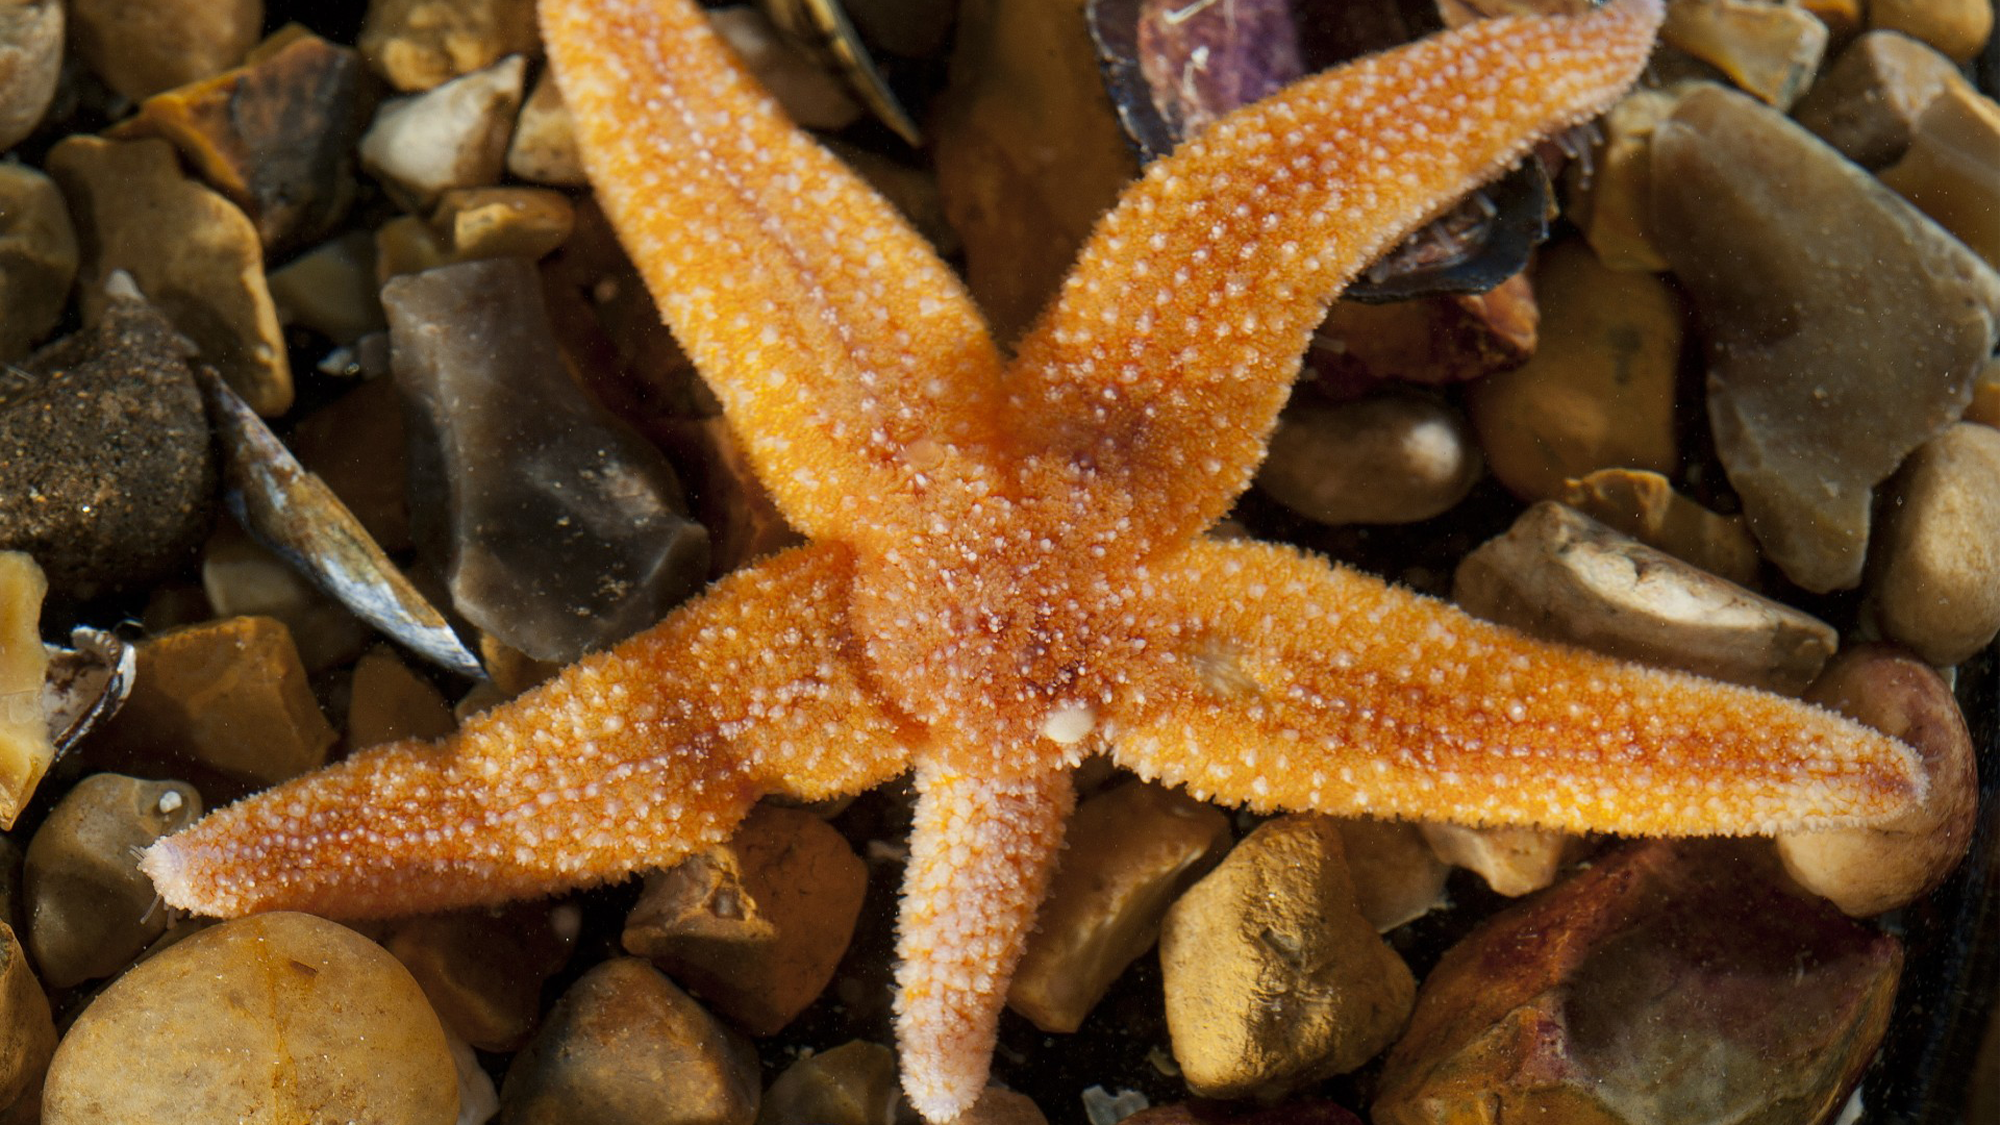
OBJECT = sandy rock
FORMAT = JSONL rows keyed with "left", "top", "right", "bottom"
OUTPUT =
{"left": 1661, "top": 0, "right": 1826, "bottom": 108}
{"left": 1159, "top": 815, "right": 1415, "bottom": 1100}
{"left": 0, "top": 553, "right": 49, "bottom": 832}
{"left": 386, "top": 902, "right": 574, "bottom": 1051}
{"left": 0, "top": 164, "right": 77, "bottom": 362}
{"left": 955, "top": 1088, "right": 1047, "bottom": 1125}
{"left": 47, "top": 135, "right": 291, "bottom": 415}
{"left": 1467, "top": 239, "right": 1680, "bottom": 502}
{"left": 1454, "top": 502, "right": 1836, "bottom": 694}
{"left": 24, "top": 773, "right": 201, "bottom": 988}
{"left": 1009, "top": 781, "right": 1231, "bottom": 1032}
{"left": 506, "top": 66, "right": 586, "bottom": 186}
{"left": 755, "top": 1040, "right": 905, "bottom": 1125}
{"left": 1793, "top": 30, "right": 1968, "bottom": 169}
{"left": 1879, "top": 82, "right": 2000, "bottom": 269}
{"left": 1867, "top": 423, "right": 2000, "bottom": 666}
{"left": 434, "top": 185, "right": 574, "bottom": 259}
{"left": 1776, "top": 645, "right": 1978, "bottom": 916}
{"left": 43, "top": 912, "right": 458, "bottom": 1125}
{"left": 0, "top": 922, "right": 52, "bottom": 1123}
{"left": 360, "top": 54, "right": 526, "bottom": 206}
{"left": 1332, "top": 818, "right": 1448, "bottom": 932}
{"left": 360, "top": 0, "right": 539, "bottom": 92}
{"left": 0, "top": 0, "right": 58, "bottom": 153}
{"left": 1650, "top": 85, "right": 2000, "bottom": 592}
{"left": 1418, "top": 823, "right": 1572, "bottom": 898}
{"left": 1256, "top": 395, "right": 1481, "bottom": 527}
{"left": 66, "top": 0, "right": 260, "bottom": 101}
{"left": 1559, "top": 468, "right": 1761, "bottom": 586}
{"left": 1566, "top": 87, "right": 1683, "bottom": 272}
{"left": 501, "top": 957, "right": 760, "bottom": 1125}
{"left": 348, "top": 647, "right": 457, "bottom": 749}
{"left": 1308, "top": 274, "right": 1538, "bottom": 390}
{"left": 1869, "top": 0, "right": 1992, "bottom": 60}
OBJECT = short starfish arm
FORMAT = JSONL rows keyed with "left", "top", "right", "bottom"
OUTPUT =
{"left": 895, "top": 759, "right": 1074, "bottom": 1123}
{"left": 142, "top": 544, "right": 914, "bottom": 919}
{"left": 541, "top": 0, "right": 1008, "bottom": 546}
{"left": 1003, "top": 0, "right": 1663, "bottom": 550}
{"left": 1103, "top": 539, "right": 1922, "bottom": 837}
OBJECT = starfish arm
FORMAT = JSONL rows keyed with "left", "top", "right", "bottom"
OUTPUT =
{"left": 1101, "top": 539, "right": 1922, "bottom": 837}
{"left": 541, "top": 0, "right": 1009, "bottom": 546}
{"left": 1002, "top": 0, "right": 1664, "bottom": 551}
{"left": 142, "top": 544, "right": 914, "bottom": 919}
{"left": 895, "top": 758, "right": 1074, "bottom": 1123}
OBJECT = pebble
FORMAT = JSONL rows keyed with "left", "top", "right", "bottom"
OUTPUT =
{"left": 710, "top": 7, "right": 863, "bottom": 132}
{"left": 1775, "top": 645, "right": 1978, "bottom": 916}
{"left": 288, "top": 375, "right": 411, "bottom": 552}
{"left": 446, "top": 1027, "right": 501, "bottom": 1125}
{"left": 360, "top": 54, "right": 526, "bottom": 207}
{"left": 622, "top": 804, "right": 866, "bottom": 1036}
{"left": 1801, "top": 0, "right": 1862, "bottom": 42}
{"left": 23, "top": 773, "right": 201, "bottom": 988}
{"left": 88, "top": 615, "right": 337, "bottom": 787}
{"left": 0, "top": 284, "right": 217, "bottom": 601}
{"left": 0, "top": 164, "right": 78, "bottom": 363}
{"left": 65, "top": 0, "right": 260, "bottom": 101}
{"left": 0, "top": 0, "right": 58, "bottom": 152}
{"left": 1660, "top": 0, "right": 1826, "bottom": 107}
{"left": 268, "top": 231, "right": 386, "bottom": 346}
{"left": 506, "top": 67, "right": 587, "bottom": 186}
{"left": 1008, "top": 781, "right": 1231, "bottom": 1033}
{"left": 360, "top": 0, "right": 539, "bottom": 92}
{"left": 955, "top": 1088, "right": 1048, "bottom": 1125}
{"left": 1867, "top": 422, "right": 2000, "bottom": 666}
{"left": 1793, "top": 30, "right": 1968, "bottom": 169}
{"left": 43, "top": 912, "right": 459, "bottom": 1124}
{"left": 1565, "top": 87, "right": 1679, "bottom": 272}
{"left": 1879, "top": 82, "right": 2000, "bottom": 269}
{"left": 1559, "top": 468, "right": 1762, "bottom": 587}
{"left": 109, "top": 29, "right": 368, "bottom": 255}
{"left": 1868, "top": 0, "right": 1993, "bottom": 61}
{"left": 1331, "top": 818, "right": 1448, "bottom": 932}
{"left": 1123, "top": 1102, "right": 1361, "bottom": 1125}
{"left": 1255, "top": 394, "right": 1481, "bottom": 526}
{"left": 1159, "top": 815, "right": 1415, "bottom": 1101}
{"left": 755, "top": 1040, "right": 903, "bottom": 1125}
{"left": 348, "top": 647, "right": 457, "bottom": 750}
{"left": 433, "top": 185, "right": 575, "bottom": 260}
{"left": 200, "top": 523, "right": 374, "bottom": 674}
{"left": 47, "top": 136, "right": 292, "bottom": 416}
{"left": 0, "top": 552, "right": 50, "bottom": 832}
{"left": 1466, "top": 239, "right": 1680, "bottom": 502}
{"left": 1455, "top": 501, "right": 1836, "bottom": 694}
{"left": 1650, "top": 83, "right": 2000, "bottom": 592}
{"left": 386, "top": 902, "right": 574, "bottom": 1051}
{"left": 384, "top": 257, "right": 710, "bottom": 663}
{"left": 1970, "top": 358, "right": 2000, "bottom": 427}
{"left": 0, "top": 922, "right": 52, "bottom": 1123}
{"left": 1309, "top": 275, "right": 1538, "bottom": 391}
{"left": 1418, "top": 823, "right": 1573, "bottom": 898}
{"left": 500, "top": 957, "right": 761, "bottom": 1125}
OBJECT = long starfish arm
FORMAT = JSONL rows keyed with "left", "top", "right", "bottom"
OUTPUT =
{"left": 1102, "top": 539, "right": 1922, "bottom": 836}
{"left": 143, "top": 544, "right": 914, "bottom": 919}
{"left": 541, "top": 0, "right": 1008, "bottom": 547}
{"left": 1003, "top": 0, "right": 1664, "bottom": 552}
{"left": 895, "top": 760, "right": 1074, "bottom": 1123}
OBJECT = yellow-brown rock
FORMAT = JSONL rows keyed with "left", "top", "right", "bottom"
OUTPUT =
{"left": 1333, "top": 819, "right": 1448, "bottom": 932}
{"left": 434, "top": 185, "right": 575, "bottom": 260}
{"left": 46, "top": 136, "right": 291, "bottom": 416}
{"left": 1559, "top": 468, "right": 1761, "bottom": 586}
{"left": 375, "top": 213, "right": 454, "bottom": 280}
{"left": 1256, "top": 394, "right": 1481, "bottom": 527}
{"left": 66, "top": 0, "right": 261, "bottom": 101}
{"left": 348, "top": 647, "right": 457, "bottom": 749}
{"left": 500, "top": 957, "right": 760, "bottom": 1125}
{"left": 360, "top": 0, "right": 539, "bottom": 92}
{"left": 1800, "top": 0, "right": 1862, "bottom": 42}
{"left": 43, "top": 912, "right": 458, "bottom": 1125}
{"left": 0, "top": 0, "right": 59, "bottom": 154}
{"left": 199, "top": 524, "right": 374, "bottom": 674}
{"left": 955, "top": 1088, "right": 1047, "bottom": 1125}
{"left": 1418, "top": 823, "right": 1572, "bottom": 897}
{"left": 1869, "top": 0, "right": 1993, "bottom": 61}
{"left": 1793, "top": 30, "right": 1969, "bottom": 169}
{"left": 507, "top": 66, "right": 587, "bottom": 186}
{"left": 0, "top": 553, "right": 49, "bottom": 832}
{"left": 622, "top": 804, "right": 867, "bottom": 1036}
{"left": 755, "top": 1040, "right": 904, "bottom": 1125}
{"left": 89, "top": 615, "right": 337, "bottom": 787}
{"left": 1879, "top": 82, "right": 2000, "bottom": 269}
{"left": 1566, "top": 87, "right": 1683, "bottom": 272}
{"left": 1309, "top": 274, "right": 1538, "bottom": 389}
{"left": 1970, "top": 358, "right": 2000, "bottom": 427}
{"left": 1660, "top": 0, "right": 1826, "bottom": 108}
{"left": 385, "top": 901, "right": 574, "bottom": 1050}
{"left": 1467, "top": 240, "right": 1680, "bottom": 502}
{"left": 0, "top": 923, "right": 52, "bottom": 1123}
{"left": 1159, "top": 815, "right": 1415, "bottom": 1101}
{"left": 1867, "top": 422, "right": 2000, "bottom": 665}
{"left": 1008, "top": 781, "right": 1231, "bottom": 1033}
{"left": 0, "top": 164, "right": 75, "bottom": 363}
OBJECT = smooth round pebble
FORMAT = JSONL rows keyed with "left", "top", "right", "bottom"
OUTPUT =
{"left": 1256, "top": 394, "right": 1481, "bottom": 526}
{"left": 1870, "top": 422, "right": 2000, "bottom": 666}
{"left": 42, "top": 911, "right": 459, "bottom": 1125}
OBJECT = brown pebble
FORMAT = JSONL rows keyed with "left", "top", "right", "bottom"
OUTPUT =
{"left": 0, "top": 922, "right": 53, "bottom": 1123}
{"left": 1661, "top": 0, "right": 1827, "bottom": 108}
{"left": 386, "top": 901, "right": 574, "bottom": 1050}
{"left": 1333, "top": 818, "right": 1448, "bottom": 932}
{"left": 755, "top": 1040, "right": 905, "bottom": 1125}
{"left": 1793, "top": 30, "right": 1969, "bottom": 169}
{"left": 1869, "top": 0, "right": 1993, "bottom": 61}
{"left": 66, "top": 0, "right": 261, "bottom": 101}
{"left": 0, "top": 552, "right": 50, "bottom": 832}
{"left": 0, "top": 0, "right": 59, "bottom": 152}
{"left": 1878, "top": 82, "right": 2000, "bottom": 269}
{"left": 434, "top": 185, "right": 576, "bottom": 259}
{"left": 360, "top": 0, "right": 539, "bottom": 92}
{"left": 1559, "top": 468, "right": 1761, "bottom": 586}
{"left": 0, "top": 164, "right": 79, "bottom": 363}
{"left": 348, "top": 647, "right": 457, "bottom": 750}
{"left": 507, "top": 66, "right": 587, "bottom": 186}
{"left": 1256, "top": 394, "right": 1481, "bottom": 527}
{"left": 199, "top": 523, "right": 374, "bottom": 675}
{"left": 954, "top": 1087, "right": 1047, "bottom": 1125}
{"left": 1564, "top": 87, "right": 1681, "bottom": 272}
{"left": 287, "top": 374, "right": 411, "bottom": 551}
{"left": 1309, "top": 274, "right": 1538, "bottom": 392}
{"left": 1867, "top": 422, "right": 2000, "bottom": 665}
{"left": 1418, "top": 823, "right": 1572, "bottom": 898}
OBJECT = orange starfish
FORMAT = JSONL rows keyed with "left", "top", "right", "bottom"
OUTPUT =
{"left": 145, "top": 0, "right": 1921, "bottom": 1117}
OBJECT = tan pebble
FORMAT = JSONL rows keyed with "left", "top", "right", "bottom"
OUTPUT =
{"left": 1333, "top": 818, "right": 1448, "bottom": 931}
{"left": 1159, "top": 815, "right": 1414, "bottom": 1100}
{"left": 1775, "top": 645, "right": 1978, "bottom": 916}
{"left": 0, "top": 164, "right": 76, "bottom": 363}
{"left": 1418, "top": 823, "right": 1573, "bottom": 897}
{"left": 435, "top": 185, "right": 575, "bottom": 260}
{"left": 360, "top": 54, "right": 527, "bottom": 206}
{"left": 1878, "top": 82, "right": 2000, "bottom": 269}
{"left": 1311, "top": 272, "right": 1538, "bottom": 389}
{"left": 43, "top": 912, "right": 458, "bottom": 1125}
{"left": 360, "top": 0, "right": 539, "bottom": 92}
{"left": 1565, "top": 87, "right": 1684, "bottom": 272}
{"left": 479, "top": 631, "right": 563, "bottom": 698}
{"left": 1800, "top": 0, "right": 1863, "bottom": 42}
{"left": 507, "top": 66, "right": 587, "bottom": 186}
{"left": 89, "top": 615, "right": 337, "bottom": 786}
{"left": 0, "top": 0, "right": 59, "bottom": 154}
{"left": 199, "top": 522, "right": 374, "bottom": 674}
{"left": 1256, "top": 394, "right": 1481, "bottom": 527}
{"left": 709, "top": 7, "right": 861, "bottom": 132}
{"left": 623, "top": 804, "right": 866, "bottom": 1036}
{"left": 376, "top": 213, "right": 454, "bottom": 281}
{"left": 1559, "top": 467, "right": 1761, "bottom": 586}
{"left": 349, "top": 648, "right": 457, "bottom": 750}
{"left": 386, "top": 901, "right": 574, "bottom": 1050}
{"left": 756, "top": 1040, "right": 904, "bottom": 1125}
{"left": 954, "top": 1087, "right": 1047, "bottom": 1125}
{"left": 1467, "top": 240, "right": 1680, "bottom": 502}
{"left": 501, "top": 957, "right": 760, "bottom": 1125}
{"left": 46, "top": 136, "right": 291, "bottom": 415}
{"left": 1454, "top": 501, "right": 1835, "bottom": 694}
{"left": 1793, "top": 30, "right": 1968, "bottom": 168}
{"left": 1661, "top": 0, "right": 1827, "bottom": 108}
{"left": 1968, "top": 357, "right": 2000, "bottom": 428}
{"left": 1870, "top": 0, "right": 1993, "bottom": 61}
{"left": 1868, "top": 422, "right": 2000, "bottom": 665}
{"left": 24, "top": 773, "right": 202, "bottom": 988}
{"left": 0, "top": 552, "right": 50, "bottom": 831}
{"left": 1008, "top": 781, "right": 1230, "bottom": 1033}
{"left": 66, "top": 0, "right": 260, "bottom": 101}
{"left": 267, "top": 231, "right": 386, "bottom": 345}
{"left": 0, "top": 923, "right": 53, "bottom": 1123}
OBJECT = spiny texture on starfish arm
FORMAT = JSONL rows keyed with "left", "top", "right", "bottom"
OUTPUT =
{"left": 144, "top": 0, "right": 1923, "bottom": 1119}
